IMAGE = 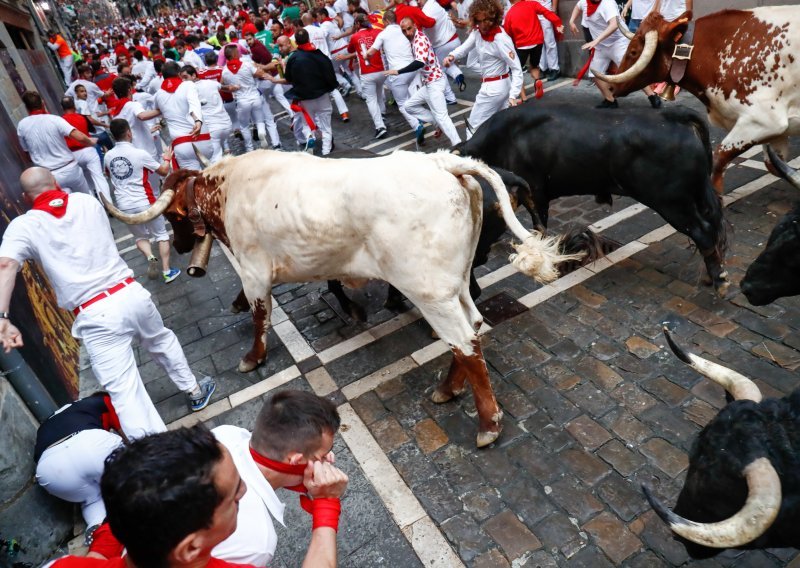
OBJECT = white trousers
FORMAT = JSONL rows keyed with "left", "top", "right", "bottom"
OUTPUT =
{"left": 223, "top": 100, "right": 240, "bottom": 130}
{"left": 466, "top": 78, "right": 510, "bottom": 139}
{"left": 211, "top": 127, "right": 232, "bottom": 162}
{"left": 235, "top": 97, "right": 267, "bottom": 151}
{"left": 59, "top": 55, "right": 75, "bottom": 83}
{"left": 174, "top": 138, "right": 215, "bottom": 170}
{"left": 361, "top": 72, "right": 387, "bottom": 130}
{"left": 268, "top": 82, "right": 293, "bottom": 115}
{"left": 259, "top": 99, "right": 281, "bottom": 147}
{"left": 539, "top": 17, "right": 559, "bottom": 71}
{"left": 330, "top": 88, "right": 348, "bottom": 115}
{"left": 403, "top": 76, "right": 461, "bottom": 146}
{"left": 72, "top": 283, "right": 198, "bottom": 439}
{"left": 434, "top": 36, "right": 463, "bottom": 81}
{"left": 73, "top": 146, "right": 110, "bottom": 201}
{"left": 36, "top": 429, "right": 123, "bottom": 527}
{"left": 387, "top": 72, "right": 420, "bottom": 129}
{"left": 332, "top": 57, "right": 362, "bottom": 95}
{"left": 292, "top": 94, "right": 333, "bottom": 155}
{"left": 52, "top": 161, "right": 92, "bottom": 195}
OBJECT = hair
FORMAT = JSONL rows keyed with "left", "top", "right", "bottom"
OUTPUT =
{"left": 254, "top": 17, "right": 265, "bottom": 31}
{"left": 175, "top": 38, "right": 186, "bottom": 48}
{"left": 154, "top": 58, "right": 165, "bottom": 73}
{"left": 112, "top": 76, "right": 132, "bottom": 98}
{"left": 60, "top": 95, "right": 76, "bottom": 111}
{"left": 101, "top": 425, "right": 224, "bottom": 568}
{"left": 203, "top": 51, "right": 217, "bottom": 66}
{"left": 162, "top": 60, "right": 181, "bottom": 78}
{"left": 181, "top": 64, "right": 197, "bottom": 77}
{"left": 383, "top": 9, "right": 396, "bottom": 24}
{"left": 77, "top": 63, "right": 91, "bottom": 75}
{"left": 132, "top": 49, "right": 144, "bottom": 61}
{"left": 250, "top": 390, "right": 341, "bottom": 459}
{"left": 21, "top": 90, "right": 43, "bottom": 111}
{"left": 469, "top": 0, "right": 503, "bottom": 27}
{"left": 186, "top": 34, "right": 199, "bottom": 46}
{"left": 224, "top": 44, "right": 239, "bottom": 60}
{"left": 272, "top": 20, "right": 284, "bottom": 31}
{"left": 353, "top": 13, "right": 369, "bottom": 30}
{"left": 109, "top": 118, "right": 131, "bottom": 141}
{"left": 117, "top": 63, "right": 130, "bottom": 74}
{"left": 150, "top": 42, "right": 161, "bottom": 53}
{"left": 294, "top": 28, "right": 310, "bottom": 45}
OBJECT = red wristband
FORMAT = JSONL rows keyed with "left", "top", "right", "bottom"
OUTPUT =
{"left": 310, "top": 497, "right": 341, "bottom": 532}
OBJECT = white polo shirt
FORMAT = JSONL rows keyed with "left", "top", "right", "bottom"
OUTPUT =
{"left": 212, "top": 425, "right": 285, "bottom": 567}
{"left": 0, "top": 193, "right": 133, "bottom": 311}
{"left": 659, "top": 0, "right": 687, "bottom": 21}
{"left": 222, "top": 61, "right": 263, "bottom": 103}
{"left": 373, "top": 24, "right": 415, "bottom": 70}
{"left": 422, "top": 0, "right": 457, "bottom": 48}
{"left": 305, "top": 24, "right": 331, "bottom": 57}
{"left": 153, "top": 81, "right": 204, "bottom": 138}
{"left": 104, "top": 141, "right": 161, "bottom": 212}
{"left": 115, "top": 100, "right": 158, "bottom": 158}
{"left": 320, "top": 19, "right": 347, "bottom": 56}
{"left": 195, "top": 79, "right": 233, "bottom": 131}
{"left": 17, "top": 114, "right": 77, "bottom": 171}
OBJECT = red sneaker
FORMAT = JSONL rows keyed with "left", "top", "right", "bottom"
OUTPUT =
{"left": 534, "top": 80, "right": 544, "bottom": 99}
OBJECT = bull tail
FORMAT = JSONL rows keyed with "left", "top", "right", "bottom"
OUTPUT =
{"left": 430, "top": 151, "right": 583, "bottom": 284}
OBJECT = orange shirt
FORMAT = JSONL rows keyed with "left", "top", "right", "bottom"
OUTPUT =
{"left": 52, "top": 34, "right": 72, "bottom": 58}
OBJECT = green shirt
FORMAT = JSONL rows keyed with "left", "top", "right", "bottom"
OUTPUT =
{"left": 281, "top": 5, "right": 300, "bottom": 22}
{"left": 255, "top": 29, "right": 272, "bottom": 46}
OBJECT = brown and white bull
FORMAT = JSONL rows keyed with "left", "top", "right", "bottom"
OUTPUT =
{"left": 103, "top": 149, "right": 579, "bottom": 447}
{"left": 593, "top": 5, "right": 800, "bottom": 193}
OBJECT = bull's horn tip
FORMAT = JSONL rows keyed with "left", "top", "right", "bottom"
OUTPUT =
{"left": 663, "top": 328, "right": 692, "bottom": 365}
{"left": 642, "top": 484, "right": 683, "bottom": 527}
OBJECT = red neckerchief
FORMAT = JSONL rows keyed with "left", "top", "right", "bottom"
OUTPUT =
{"left": 109, "top": 97, "right": 131, "bottom": 117}
{"left": 29, "top": 108, "right": 48, "bottom": 115}
{"left": 586, "top": 0, "right": 601, "bottom": 17}
{"left": 296, "top": 42, "right": 315, "bottom": 51}
{"left": 31, "top": 189, "right": 69, "bottom": 218}
{"left": 226, "top": 58, "right": 243, "bottom": 73}
{"left": 249, "top": 446, "right": 307, "bottom": 493}
{"left": 479, "top": 25, "right": 502, "bottom": 42}
{"left": 161, "top": 76, "right": 183, "bottom": 93}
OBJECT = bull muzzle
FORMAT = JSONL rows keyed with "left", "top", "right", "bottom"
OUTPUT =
{"left": 101, "top": 190, "right": 176, "bottom": 225}
{"left": 592, "top": 30, "right": 658, "bottom": 84}
{"left": 187, "top": 233, "right": 214, "bottom": 277}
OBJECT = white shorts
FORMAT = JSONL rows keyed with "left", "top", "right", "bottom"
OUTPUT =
{"left": 593, "top": 39, "right": 629, "bottom": 75}
{"left": 122, "top": 204, "right": 170, "bottom": 242}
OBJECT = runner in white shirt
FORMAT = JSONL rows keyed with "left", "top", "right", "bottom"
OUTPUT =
{"left": 444, "top": 0, "right": 523, "bottom": 139}
{"left": 621, "top": 0, "right": 655, "bottom": 31}
{"left": 17, "top": 91, "right": 95, "bottom": 195}
{"left": 144, "top": 61, "right": 214, "bottom": 170}
{"left": 392, "top": 19, "right": 461, "bottom": 147}
{"left": 535, "top": 0, "right": 561, "bottom": 80}
{"left": 367, "top": 10, "right": 422, "bottom": 132}
{"left": 180, "top": 65, "right": 234, "bottom": 163}
{"left": 104, "top": 118, "right": 180, "bottom": 283}
{"left": 221, "top": 46, "right": 272, "bottom": 153}
{"left": 177, "top": 37, "right": 207, "bottom": 70}
{"left": 65, "top": 65, "right": 106, "bottom": 107}
{"left": 419, "top": 0, "right": 466, "bottom": 97}
{"left": 317, "top": 10, "right": 362, "bottom": 97}
{"left": 0, "top": 167, "right": 216, "bottom": 440}
{"left": 659, "top": 0, "right": 691, "bottom": 22}
{"left": 109, "top": 76, "right": 159, "bottom": 159}
{"left": 131, "top": 51, "right": 158, "bottom": 91}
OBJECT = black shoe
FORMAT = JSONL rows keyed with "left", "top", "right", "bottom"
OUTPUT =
{"left": 375, "top": 127, "right": 388, "bottom": 139}
{"left": 648, "top": 94, "right": 663, "bottom": 109}
{"left": 547, "top": 69, "right": 560, "bottom": 81}
{"left": 455, "top": 74, "right": 467, "bottom": 92}
{"left": 595, "top": 98, "right": 618, "bottom": 109}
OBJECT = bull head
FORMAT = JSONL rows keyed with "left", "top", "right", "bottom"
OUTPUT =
{"left": 643, "top": 328, "right": 782, "bottom": 550}
{"left": 594, "top": 11, "right": 693, "bottom": 97}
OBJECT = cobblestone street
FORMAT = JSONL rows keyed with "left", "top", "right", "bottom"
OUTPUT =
{"left": 80, "top": 73, "right": 800, "bottom": 567}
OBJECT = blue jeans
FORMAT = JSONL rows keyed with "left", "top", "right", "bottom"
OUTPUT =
{"left": 95, "top": 131, "right": 114, "bottom": 165}
{"left": 629, "top": 18, "right": 642, "bottom": 32}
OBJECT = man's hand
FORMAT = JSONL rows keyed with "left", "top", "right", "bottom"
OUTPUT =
{"left": 556, "top": 25, "right": 565, "bottom": 34}
{"left": 0, "top": 320, "right": 23, "bottom": 353}
{"left": 569, "top": 21, "right": 579, "bottom": 35}
{"left": 304, "top": 461, "right": 348, "bottom": 500}
{"left": 335, "top": 53, "right": 348, "bottom": 61}
{"left": 384, "top": 69, "right": 398, "bottom": 76}
{"left": 162, "top": 146, "right": 174, "bottom": 163}
{"left": 508, "top": 97, "right": 521, "bottom": 107}
{"left": 582, "top": 40, "right": 597, "bottom": 51}
{"left": 190, "top": 120, "right": 202, "bottom": 137}
{"left": 443, "top": 54, "right": 455, "bottom": 67}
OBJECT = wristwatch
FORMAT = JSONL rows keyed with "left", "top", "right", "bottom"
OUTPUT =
{"left": 0, "top": 312, "right": 9, "bottom": 320}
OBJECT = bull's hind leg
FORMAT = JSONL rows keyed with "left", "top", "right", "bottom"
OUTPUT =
{"left": 412, "top": 292, "right": 502, "bottom": 448}
{"left": 238, "top": 263, "right": 273, "bottom": 373}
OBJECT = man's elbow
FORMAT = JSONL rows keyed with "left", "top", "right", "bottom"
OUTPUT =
{"left": 0, "top": 258, "right": 19, "bottom": 273}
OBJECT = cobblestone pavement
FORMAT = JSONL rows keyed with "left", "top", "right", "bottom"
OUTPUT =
{"left": 79, "top": 72, "right": 800, "bottom": 566}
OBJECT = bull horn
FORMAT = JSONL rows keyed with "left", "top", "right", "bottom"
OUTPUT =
{"left": 617, "top": 16, "right": 635, "bottom": 39}
{"left": 766, "top": 145, "right": 800, "bottom": 189}
{"left": 592, "top": 30, "right": 658, "bottom": 84}
{"left": 100, "top": 190, "right": 175, "bottom": 225}
{"left": 663, "top": 327, "right": 762, "bottom": 402}
{"left": 193, "top": 143, "right": 212, "bottom": 169}
{"left": 643, "top": 457, "right": 781, "bottom": 548}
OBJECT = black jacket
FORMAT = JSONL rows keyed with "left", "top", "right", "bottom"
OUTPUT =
{"left": 284, "top": 48, "right": 338, "bottom": 101}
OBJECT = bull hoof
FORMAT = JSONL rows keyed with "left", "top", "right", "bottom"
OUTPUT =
{"left": 238, "top": 357, "right": 262, "bottom": 373}
{"left": 349, "top": 304, "right": 367, "bottom": 323}
{"left": 230, "top": 302, "right": 251, "bottom": 314}
{"left": 715, "top": 279, "right": 731, "bottom": 298}
{"left": 476, "top": 427, "right": 502, "bottom": 448}
{"left": 431, "top": 389, "right": 453, "bottom": 403}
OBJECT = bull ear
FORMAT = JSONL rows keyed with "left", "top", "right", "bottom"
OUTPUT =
{"left": 668, "top": 13, "right": 691, "bottom": 42}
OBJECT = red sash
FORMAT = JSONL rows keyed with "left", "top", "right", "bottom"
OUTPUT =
{"left": 171, "top": 132, "right": 212, "bottom": 168}
{"left": 290, "top": 101, "right": 317, "bottom": 131}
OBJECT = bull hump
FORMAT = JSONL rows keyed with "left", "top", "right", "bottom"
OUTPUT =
{"left": 712, "top": 12, "right": 793, "bottom": 105}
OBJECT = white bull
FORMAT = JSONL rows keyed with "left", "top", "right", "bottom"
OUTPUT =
{"left": 104, "top": 149, "right": 578, "bottom": 447}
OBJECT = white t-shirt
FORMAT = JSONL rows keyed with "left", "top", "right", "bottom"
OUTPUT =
{"left": 222, "top": 61, "right": 263, "bottom": 103}
{"left": 630, "top": 0, "right": 655, "bottom": 19}
{"left": 195, "top": 79, "right": 233, "bottom": 131}
{"left": 659, "top": 0, "right": 686, "bottom": 21}
{"left": 456, "top": 0, "right": 473, "bottom": 21}
{"left": 104, "top": 141, "right": 161, "bottom": 212}
{"left": 373, "top": 24, "right": 415, "bottom": 70}
{"left": 0, "top": 193, "right": 133, "bottom": 311}
{"left": 132, "top": 59, "right": 157, "bottom": 91}
{"left": 153, "top": 81, "right": 204, "bottom": 138}
{"left": 305, "top": 24, "right": 331, "bottom": 57}
{"left": 321, "top": 19, "right": 347, "bottom": 55}
{"left": 65, "top": 79, "right": 105, "bottom": 106}
{"left": 17, "top": 114, "right": 77, "bottom": 170}
{"left": 182, "top": 48, "right": 206, "bottom": 70}
{"left": 115, "top": 100, "right": 157, "bottom": 158}
{"left": 212, "top": 425, "right": 285, "bottom": 567}
{"left": 584, "top": 0, "right": 626, "bottom": 49}
{"left": 422, "top": 0, "right": 457, "bottom": 47}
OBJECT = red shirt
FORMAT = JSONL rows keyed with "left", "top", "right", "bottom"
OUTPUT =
{"left": 134, "top": 45, "right": 150, "bottom": 57}
{"left": 503, "top": 1, "right": 562, "bottom": 48}
{"left": 62, "top": 112, "right": 91, "bottom": 151}
{"left": 348, "top": 28, "right": 384, "bottom": 74}
{"left": 114, "top": 42, "right": 130, "bottom": 58}
{"left": 394, "top": 4, "right": 435, "bottom": 29}
{"left": 198, "top": 67, "right": 234, "bottom": 102}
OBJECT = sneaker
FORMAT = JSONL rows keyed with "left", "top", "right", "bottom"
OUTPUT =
{"left": 163, "top": 268, "right": 181, "bottom": 283}
{"left": 455, "top": 74, "right": 467, "bottom": 92}
{"left": 534, "top": 79, "right": 544, "bottom": 99}
{"left": 147, "top": 255, "right": 159, "bottom": 280}
{"left": 415, "top": 123, "right": 426, "bottom": 146}
{"left": 341, "top": 112, "right": 350, "bottom": 122}
{"left": 433, "top": 128, "right": 443, "bottom": 139}
{"left": 189, "top": 376, "right": 216, "bottom": 412}
{"left": 446, "top": 99, "right": 458, "bottom": 106}
{"left": 595, "top": 98, "right": 619, "bottom": 109}
{"left": 305, "top": 137, "right": 316, "bottom": 153}
{"left": 375, "top": 127, "right": 388, "bottom": 139}
{"left": 547, "top": 69, "right": 560, "bottom": 81}
{"left": 648, "top": 94, "right": 663, "bottom": 109}
{"left": 272, "top": 144, "right": 283, "bottom": 150}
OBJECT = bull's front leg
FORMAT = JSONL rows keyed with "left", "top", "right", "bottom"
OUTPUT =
{"left": 238, "top": 266, "right": 273, "bottom": 373}
{"left": 701, "top": 247, "right": 730, "bottom": 298}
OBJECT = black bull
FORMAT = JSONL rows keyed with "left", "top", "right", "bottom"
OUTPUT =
{"left": 459, "top": 102, "right": 730, "bottom": 295}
